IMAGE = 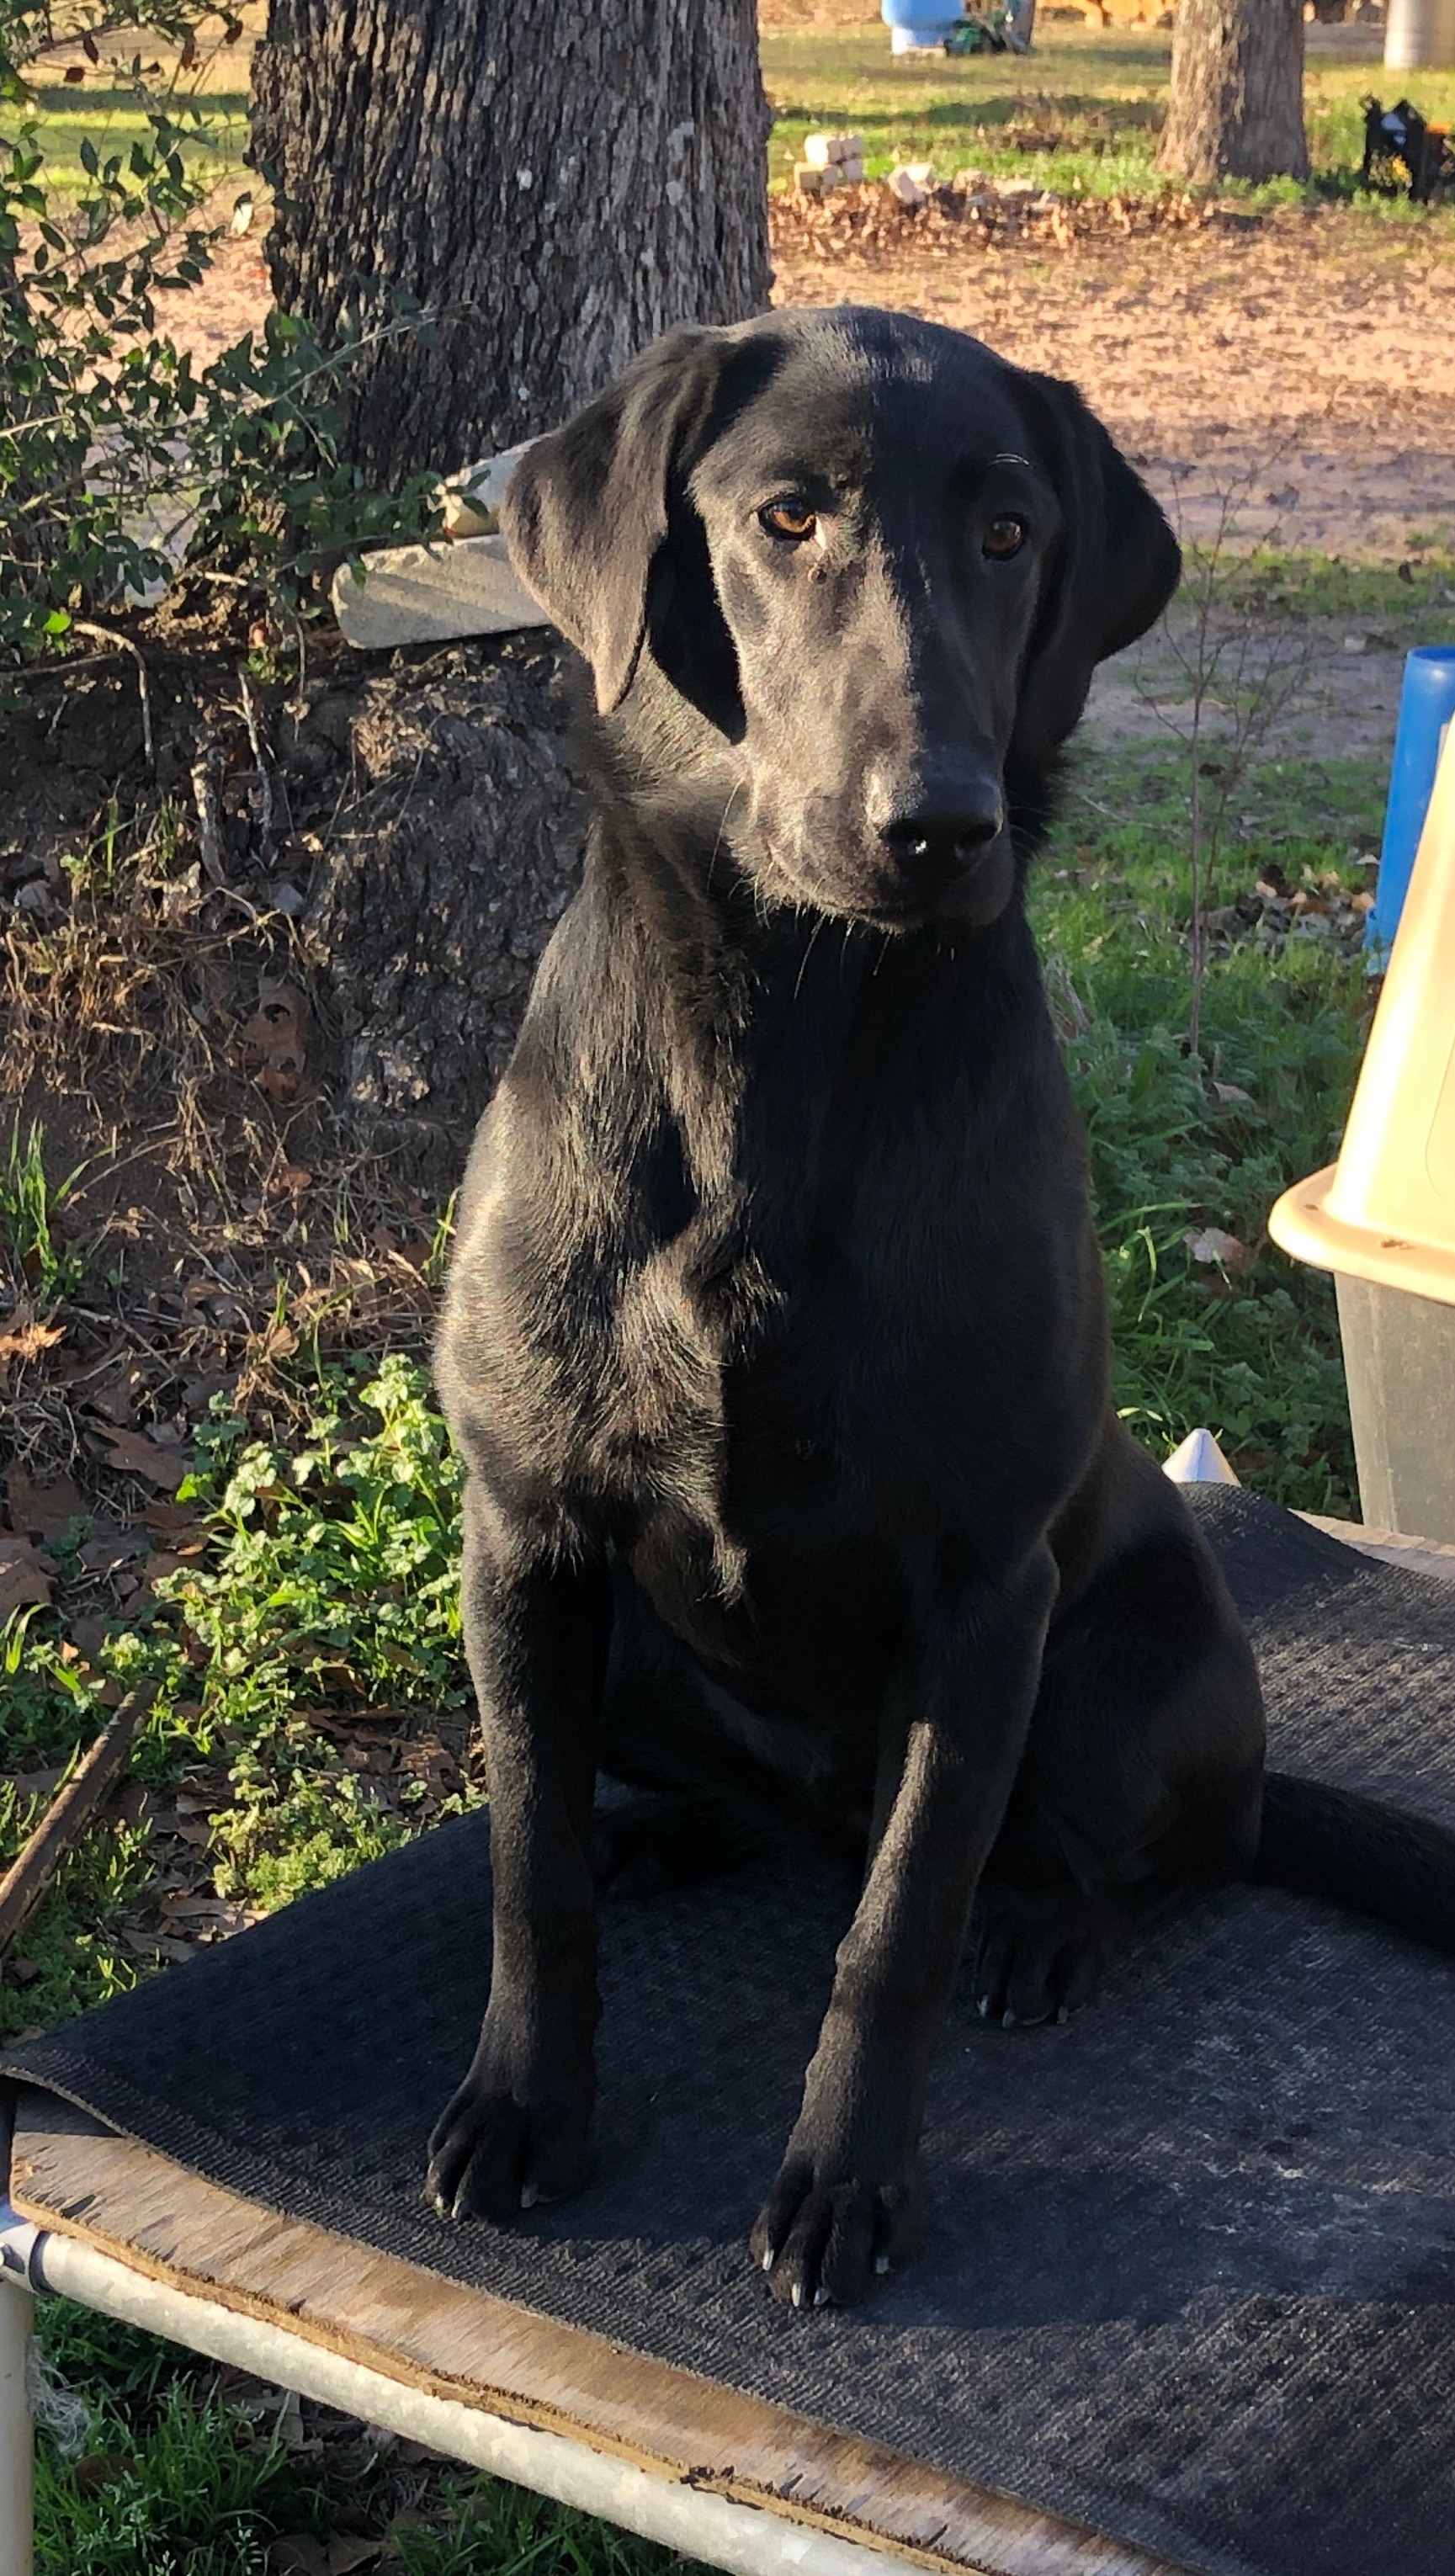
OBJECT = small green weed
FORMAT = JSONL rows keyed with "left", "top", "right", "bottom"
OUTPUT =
{"left": 0, "top": 1118, "right": 88, "bottom": 1304}
{"left": 1, "top": 1352, "right": 472, "bottom": 2040}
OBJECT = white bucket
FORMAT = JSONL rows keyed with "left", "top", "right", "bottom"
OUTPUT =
{"left": 1385, "top": 0, "right": 1455, "bottom": 69}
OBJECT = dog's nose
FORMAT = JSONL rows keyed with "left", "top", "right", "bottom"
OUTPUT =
{"left": 872, "top": 769, "right": 1005, "bottom": 869}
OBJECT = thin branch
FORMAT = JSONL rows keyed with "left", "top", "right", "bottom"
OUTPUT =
{"left": 70, "top": 617, "right": 153, "bottom": 770}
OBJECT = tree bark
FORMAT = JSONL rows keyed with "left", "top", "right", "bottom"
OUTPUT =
{"left": 302, "top": 635, "right": 587, "bottom": 1187}
{"left": 251, "top": 0, "right": 772, "bottom": 1186}
{"left": 250, "top": 0, "right": 773, "bottom": 484}
{"left": 1155, "top": 0, "right": 1309, "bottom": 185}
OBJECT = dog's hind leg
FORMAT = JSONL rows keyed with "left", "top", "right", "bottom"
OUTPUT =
{"left": 971, "top": 1468, "right": 1265, "bottom": 2031}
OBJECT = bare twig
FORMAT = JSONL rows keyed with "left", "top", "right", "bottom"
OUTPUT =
{"left": 0, "top": 1684, "right": 157, "bottom": 1960}
{"left": 190, "top": 746, "right": 227, "bottom": 885}
{"left": 1133, "top": 453, "right": 1314, "bottom": 1060}
{"left": 238, "top": 663, "right": 276, "bottom": 852}
{"left": 69, "top": 620, "right": 154, "bottom": 772}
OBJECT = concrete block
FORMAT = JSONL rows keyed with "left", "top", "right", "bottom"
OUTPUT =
{"left": 438, "top": 438, "right": 538, "bottom": 538}
{"left": 332, "top": 532, "right": 550, "bottom": 649}
{"left": 804, "top": 130, "right": 864, "bottom": 168}
{"left": 794, "top": 162, "right": 839, "bottom": 194}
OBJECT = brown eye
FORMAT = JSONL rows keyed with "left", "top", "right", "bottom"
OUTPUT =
{"left": 983, "top": 513, "right": 1027, "bottom": 560}
{"left": 760, "top": 500, "right": 817, "bottom": 542}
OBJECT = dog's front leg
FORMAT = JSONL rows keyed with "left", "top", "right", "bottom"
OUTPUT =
{"left": 426, "top": 1479, "right": 611, "bottom": 2223}
{"left": 752, "top": 1544, "right": 1057, "bottom": 2308}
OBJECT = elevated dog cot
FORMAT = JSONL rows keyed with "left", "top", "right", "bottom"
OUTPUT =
{"left": 6, "top": 1483, "right": 1455, "bottom": 2576}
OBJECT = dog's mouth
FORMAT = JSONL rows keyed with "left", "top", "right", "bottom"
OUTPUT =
{"left": 757, "top": 826, "right": 1017, "bottom": 936}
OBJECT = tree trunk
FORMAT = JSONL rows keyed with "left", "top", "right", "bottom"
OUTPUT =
{"left": 250, "top": 0, "right": 773, "bottom": 485}
{"left": 1155, "top": 0, "right": 1309, "bottom": 185}
{"left": 303, "top": 634, "right": 588, "bottom": 1188}
{"left": 252, "top": 0, "right": 772, "bottom": 1187}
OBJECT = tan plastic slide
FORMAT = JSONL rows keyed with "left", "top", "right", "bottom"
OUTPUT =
{"left": 1271, "top": 724, "right": 1455, "bottom": 1309}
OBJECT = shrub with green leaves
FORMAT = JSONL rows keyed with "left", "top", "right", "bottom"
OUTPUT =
{"left": 0, "top": 0, "right": 440, "bottom": 661}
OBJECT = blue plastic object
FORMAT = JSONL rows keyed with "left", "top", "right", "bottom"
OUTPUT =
{"left": 882, "top": 0, "right": 961, "bottom": 45}
{"left": 1368, "top": 646, "right": 1455, "bottom": 959}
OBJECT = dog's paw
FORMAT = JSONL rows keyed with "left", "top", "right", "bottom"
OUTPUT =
{"left": 969, "top": 1884, "right": 1128, "bottom": 2029}
{"left": 750, "top": 2149, "right": 923, "bottom": 2309}
{"left": 424, "top": 2081, "right": 590, "bottom": 2223}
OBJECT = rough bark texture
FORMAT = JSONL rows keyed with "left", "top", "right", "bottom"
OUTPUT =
{"left": 1155, "top": 0, "right": 1309, "bottom": 185}
{"left": 304, "top": 635, "right": 587, "bottom": 1187}
{"left": 252, "top": 1, "right": 772, "bottom": 1191}
{"left": 250, "top": 0, "right": 773, "bottom": 483}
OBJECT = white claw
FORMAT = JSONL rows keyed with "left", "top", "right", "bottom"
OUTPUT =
{"left": 520, "top": 2182, "right": 539, "bottom": 2210}
{"left": 762, "top": 2248, "right": 774, "bottom": 2271}
{"left": 874, "top": 2255, "right": 890, "bottom": 2275}
{"left": 792, "top": 2281, "right": 804, "bottom": 2308}
{"left": 814, "top": 2286, "right": 831, "bottom": 2307}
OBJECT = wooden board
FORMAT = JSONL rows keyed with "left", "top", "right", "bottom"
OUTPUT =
{"left": 1299, "top": 1513, "right": 1455, "bottom": 1589}
{"left": 9, "top": 2090, "right": 1184, "bottom": 2576}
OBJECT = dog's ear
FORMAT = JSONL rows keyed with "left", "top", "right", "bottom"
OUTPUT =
{"left": 1012, "top": 373, "right": 1181, "bottom": 773}
{"left": 501, "top": 328, "right": 726, "bottom": 716}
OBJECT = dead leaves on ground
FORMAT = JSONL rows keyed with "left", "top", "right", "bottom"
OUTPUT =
{"left": 239, "top": 978, "right": 319, "bottom": 1105}
{"left": 1203, "top": 863, "right": 1375, "bottom": 959}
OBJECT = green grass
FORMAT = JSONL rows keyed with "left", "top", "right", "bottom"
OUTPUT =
{"left": 24, "top": 86, "right": 249, "bottom": 197}
{"left": 1036, "top": 741, "right": 1373, "bottom": 1505}
{"left": 35, "top": 2299, "right": 678, "bottom": 2576}
{"left": 760, "top": 21, "right": 1455, "bottom": 202}
{"left": 0, "top": 1118, "right": 88, "bottom": 1305}
{"left": 1209, "top": 545, "right": 1455, "bottom": 634}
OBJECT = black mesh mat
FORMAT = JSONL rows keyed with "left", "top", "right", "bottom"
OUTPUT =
{"left": 9, "top": 1487, "right": 1455, "bottom": 2576}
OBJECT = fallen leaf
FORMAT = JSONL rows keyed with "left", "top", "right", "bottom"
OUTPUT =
{"left": 5, "top": 1466, "right": 84, "bottom": 1540}
{"left": 69, "top": 1615, "right": 112, "bottom": 1665}
{"left": 87, "top": 1361, "right": 147, "bottom": 1427}
{"left": 328, "top": 2542, "right": 385, "bottom": 2574}
{"left": 78, "top": 1524, "right": 150, "bottom": 1575}
{"left": 5, "top": 1766, "right": 64, "bottom": 1802}
{"left": 0, "top": 1535, "right": 56, "bottom": 1617}
{"left": 1185, "top": 1226, "right": 1251, "bottom": 1275}
{"left": 241, "top": 980, "right": 311, "bottom": 1106}
{"left": 93, "top": 1428, "right": 188, "bottom": 1491}
{"left": 141, "top": 1501, "right": 210, "bottom": 1538}
{"left": 1211, "top": 1081, "right": 1255, "bottom": 1109}
{"left": 268, "top": 2540, "right": 329, "bottom": 2576}
{"left": 119, "top": 1930, "right": 196, "bottom": 1964}
{"left": 6, "top": 1958, "right": 40, "bottom": 1987}
{"left": 0, "top": 1315, "right": 64, "bottom": 1392}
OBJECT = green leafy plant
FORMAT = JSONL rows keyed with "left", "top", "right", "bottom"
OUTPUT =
{"left": 1, "top": 0, "right": 443, "bottom": 665}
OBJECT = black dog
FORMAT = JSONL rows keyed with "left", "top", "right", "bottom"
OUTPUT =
{"left": 427, "top": 306, "right": 1455, "bottom": 2309}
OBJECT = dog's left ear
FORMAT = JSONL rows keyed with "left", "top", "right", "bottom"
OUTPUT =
{"left": 1011, "top": 373, "right": 1180, "bottom": 773}
{"left": 502, "top": 328, "right": 726, "bottom": 716}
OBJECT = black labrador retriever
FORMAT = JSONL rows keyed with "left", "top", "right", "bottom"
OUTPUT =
{"left": 426, "top": 305, "right": 1455, "bottom": 2310}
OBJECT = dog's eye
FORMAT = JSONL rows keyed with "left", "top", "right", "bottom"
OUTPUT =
{"left": 983, "top": 514, "right": 1027, "bottom": 561}
{"left": 759, "top": 500, "right": 817, "bottom": 543}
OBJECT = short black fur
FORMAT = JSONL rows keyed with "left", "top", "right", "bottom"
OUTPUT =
{"left": 426, "top": 307, "right": 1455, "bottom": 2309}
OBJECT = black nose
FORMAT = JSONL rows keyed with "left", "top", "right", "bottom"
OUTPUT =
{"left": 874, "top": 773, "right": 1005, "bottom": 869}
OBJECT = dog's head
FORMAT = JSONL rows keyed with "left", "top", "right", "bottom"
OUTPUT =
{"left": 502, "top": 307, "right": 1177, "bottom": 933}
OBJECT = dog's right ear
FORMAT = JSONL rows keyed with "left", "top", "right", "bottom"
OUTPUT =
{"left": 501, "top": 329, "right": 726, "bottom": 716}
